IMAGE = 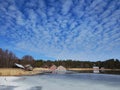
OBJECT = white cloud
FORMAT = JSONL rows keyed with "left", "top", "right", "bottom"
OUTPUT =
{"left": 62, "top": 0, "right": 73, "bottom": 15}
{"left": 0, "top": 0, "right": 120, "bottom": 61}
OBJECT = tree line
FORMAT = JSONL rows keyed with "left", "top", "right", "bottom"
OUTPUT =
{"left": 0, "top": 48, "right": 120, "bottom": 69}
{"left": 35, "top": 59, "right": 120, "bottom": 69}
{"left": 0, "top": 48, "right": 35, "bottom": 68}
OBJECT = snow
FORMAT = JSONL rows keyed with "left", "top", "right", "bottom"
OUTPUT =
{"left": 0, "top": 73, "right": 120, "bottom": 90}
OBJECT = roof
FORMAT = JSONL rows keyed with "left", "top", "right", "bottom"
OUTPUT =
{"left": 56, "top": 65, "right": 66, "bottom": 71}
{"left": 50, "top": 65, "right": 57, "bottom": 71}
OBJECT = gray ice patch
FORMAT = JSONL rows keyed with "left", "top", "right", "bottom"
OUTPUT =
{"left": 0, "top": 85, "right": 16, "bottom": 90}
{"left": 29, "top": 86, "right": 42, "bottom": 90}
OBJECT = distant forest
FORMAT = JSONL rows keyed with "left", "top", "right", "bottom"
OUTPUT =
{"left": 0, "top": 48, "right": 120, "bottom": 69}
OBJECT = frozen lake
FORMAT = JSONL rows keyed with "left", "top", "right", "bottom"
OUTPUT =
{"left": 0, "top": 73, "right": 120, "bottom": 90}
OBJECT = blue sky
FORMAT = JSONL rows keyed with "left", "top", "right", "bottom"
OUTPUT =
{"left": 0, "top": 0, "right": 120, "bottom": 61}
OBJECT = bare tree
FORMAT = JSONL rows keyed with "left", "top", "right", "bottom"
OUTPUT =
{"left": 0, "top": 48, "right": 18, "bottom": 68}
{"left": 21, "top": 55, "right": 35, "bottom": 66}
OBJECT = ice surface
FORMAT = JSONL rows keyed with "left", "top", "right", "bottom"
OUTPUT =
{"left": 0, "top": 73, "right": 120, "bottom": 90}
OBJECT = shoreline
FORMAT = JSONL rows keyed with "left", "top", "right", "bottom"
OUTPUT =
{"left": 0, "top": 68, "right": 120, "bottom": 76}
{"left": 67, "top": 68, "right": 120, "bottom": 71}
{"left": 0, "top": 68, "right": 49, "bottom": 76}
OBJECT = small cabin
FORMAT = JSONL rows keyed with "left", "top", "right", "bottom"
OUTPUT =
{"left": 56, "top": 65, "right": 66, "bottom": 71}
{"left": 24, "top": 64, "right": 33, "bottom": 71}
{"left": 93, "top": 66, "right": 99, "bottom": 73}
{"left": 50, "top": 65, "right": 57, "bottom": 72}
{"left": 55, "top": 65, "right": 67, "bottom": 74}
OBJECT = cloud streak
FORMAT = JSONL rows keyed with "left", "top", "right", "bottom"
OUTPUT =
{"left": 0, "top": 0, "right": 120, "bottom": 61}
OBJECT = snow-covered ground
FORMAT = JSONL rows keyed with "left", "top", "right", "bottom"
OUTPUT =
{"left": 0, "top": 73, "right": 120, "bottom": 90}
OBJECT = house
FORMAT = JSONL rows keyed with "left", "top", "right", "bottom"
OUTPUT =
{"left": 24, "top": 64, "right": 33, "bottom": 71}
{"left": 55, "top": 65, "right": 67, "bottom": 74}
{"left": 50, "top": 65, "right": 57, "bottom": 72}
{"left": 93, "top": 66, "right": 99, "bottom": 73}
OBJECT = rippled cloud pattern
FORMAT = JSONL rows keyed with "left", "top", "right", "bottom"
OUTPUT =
{"left": 0, "top": 0, "right": 120, "bottom": 60}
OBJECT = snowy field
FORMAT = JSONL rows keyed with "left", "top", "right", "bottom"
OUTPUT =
{"left": 0, "top": 73, "right": 120, "bottom": 90}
